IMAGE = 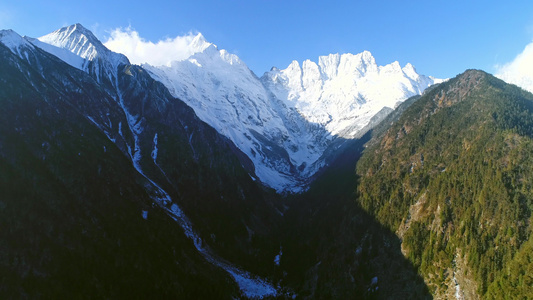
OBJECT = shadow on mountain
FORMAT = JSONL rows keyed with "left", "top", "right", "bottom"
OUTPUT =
{"left": 0, "top": 54, "right": 239, "bottom": 298}
{"left": 278, "top": 132, "right": 432, "bottom": 299}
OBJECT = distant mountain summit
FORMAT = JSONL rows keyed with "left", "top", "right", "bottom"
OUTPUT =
{"left": 38, "top": 23, "right": 105, "bottom": 60}
{"left": 261, "top": 51, "right": 442, "bottom": 138}
{"left": 145, "top": 41, "right": 443, "bottom": 191}
{"left": 32, "top": 23, "right": 129, "bottom": 76}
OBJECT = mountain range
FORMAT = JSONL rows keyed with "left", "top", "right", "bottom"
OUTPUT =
{"left": 5, "top": 24, "right": 444, "bottom": 192}
{"left": 141, "top": 32, "right": 443, "bottom": 191}
{"left": 1, "top": 23, "right": 532, "bottom": 299}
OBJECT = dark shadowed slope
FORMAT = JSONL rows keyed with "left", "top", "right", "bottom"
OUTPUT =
{"left": 0, "top": 27, "right": 285, "bottom": 298}
{"left": 0, "top": 36, "right": 239, "bottom": 299}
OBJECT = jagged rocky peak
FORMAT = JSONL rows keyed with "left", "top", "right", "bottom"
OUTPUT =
{"left": 402, "top": 62, "right": 417, "bottom": 75}
{"left": 38, "top": 23, "right": 102, "bottom": 60}
{"left": 315, "top": 51, "right": 378, "bottom": 79}
{"left": 37, "top": 23, "right": 128, "bottom": 67}
{"left": 261, "top": 51, "right": 443, "bottom": 135}
{"left": 262, "top": 50, "right": 436, "bottom": 91}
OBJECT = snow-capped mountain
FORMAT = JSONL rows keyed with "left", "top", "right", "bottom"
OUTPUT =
{"left": 262, "top": 51, "right": 441, "bottom": 138}
{"left": 30, "top": 23, "right": 130, "bottom": 90}
{"left": 144, "top": 41, "right": 443, "bottom": 191}
{"left": 143, "top": 39, "right": 309, "bottom": 191}
{"left": 36, "top": 23, "right": 129, "bottom": 71}
{"left": 16, "top": 23, "right": 442, "bottom": 192}
{"left": 8, "top": 24, "right": 281, "bottom": 297}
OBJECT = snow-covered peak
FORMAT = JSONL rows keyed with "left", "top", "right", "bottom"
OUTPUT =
{"left": 308, "top": 51, "right": 380, "bottom": 81}
{"left": 379, "top": 60, "right": 402, "bottom": 74}
{"left": 165, "top": 32, "right": 216, "bottom": 65}
{"left": 38, "top": 23, "right": 128, "bottom": 67}
{"left": 189, "top": 33, "right": 212, "bottom": 54}
{"left": 159, "top": 39, "right": 252, "bottom": 79}
{"left": 402, "top": 62, "right": 417, "bottom": 76}
{"left": 39, "top": 23, "right": 100, "bottom": 60}
{"left": 286, "top": 60, "right": 301, "bottom": 72}
{"left": 0, "top": 29, "right": 34, "bottom": 55}
{"left": 262, "top": 50, "right": 442, "bottom": 138}
{"left": 360, "top": 50, "right": 374, "bottom": 62}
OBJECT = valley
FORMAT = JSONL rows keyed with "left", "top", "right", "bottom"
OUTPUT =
{"left": 1, "top": 24, "right": 532, "bottom": 299}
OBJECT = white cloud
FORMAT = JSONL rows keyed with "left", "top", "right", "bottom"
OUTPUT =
{"left": 103, "top": 27, "right": 212, "bottom": 67}
{"left": 496, "top": 41, "right": 533, "bottom": 93}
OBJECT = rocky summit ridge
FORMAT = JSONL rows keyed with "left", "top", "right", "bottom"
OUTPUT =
{"left": 9, "top": 23, "right": 442, "bottom": 192}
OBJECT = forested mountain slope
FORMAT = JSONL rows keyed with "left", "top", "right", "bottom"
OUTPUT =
{"left": 356, "top": 69, "right": 533, "bottom": 298}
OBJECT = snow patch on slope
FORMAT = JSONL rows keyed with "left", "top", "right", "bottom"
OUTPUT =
{"left": 39, "top": 23, "right": 99, "bottom": 61}
{"left": 27, "top": 37, "right": 86, "bottom": 70}
{"left": 151, "top": 133, "right": 158, "bottom": 162}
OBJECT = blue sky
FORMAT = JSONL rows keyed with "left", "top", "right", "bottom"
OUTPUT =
{"left": 1, "top": 1, "right": 533, "bottom": 79}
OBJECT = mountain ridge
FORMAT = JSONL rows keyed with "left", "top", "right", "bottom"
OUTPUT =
{"left": 138, "top": 30, "right": 443, "bottom": 191}
{"left": 1, "top": 25, "right": 286, "bottom": 298}
{"left": 25, "top": 23, "right": 443, "bottom": 192}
